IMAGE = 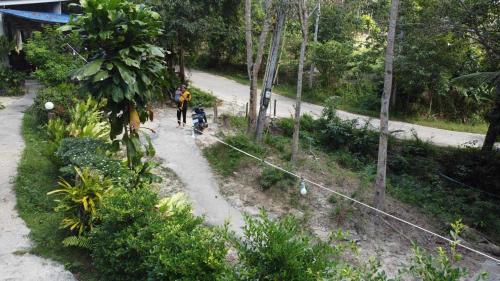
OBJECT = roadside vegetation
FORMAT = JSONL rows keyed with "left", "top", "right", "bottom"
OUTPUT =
{"left": 5, "top": 0, "right": 496, "bottom": 280}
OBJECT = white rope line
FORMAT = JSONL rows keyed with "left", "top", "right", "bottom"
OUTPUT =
{"left": 193, "top": 127, "right": 500, "bottom": 264}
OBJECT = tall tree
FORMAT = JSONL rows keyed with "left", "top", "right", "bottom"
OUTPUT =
{"left": 308, "top": 0, "right": 320, "bottom": 89}
{"left": 245, "top": 0, "right": 273, "bottom": 133}
{"left": 373, "top": 0, "right": 399, "bottom": 209}
{"left": 443, "top": 0, "right": 500, "bottom": 151}
{"left": 66, "top": 0, "right": 164, "bottom": 168}
{"left": 255, "top": 1, "right": 288, "bottom": 142}
{"left": 291, "top": 0, "right": 311, "bottom": 163}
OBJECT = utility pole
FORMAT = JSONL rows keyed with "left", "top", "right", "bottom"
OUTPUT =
{"left": 308, "top": 0, "right": 320, "bottom": 89}
{"left": 255, "top": 2, "right": 288, "bottom": 142}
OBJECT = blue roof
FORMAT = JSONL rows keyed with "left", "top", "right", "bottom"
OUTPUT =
{"left": 0, "top": 9, "right": 70, "bottom": 24}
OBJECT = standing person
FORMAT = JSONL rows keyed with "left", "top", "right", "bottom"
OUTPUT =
{"left": 177, "top": 84, "right": 192, "bottom": 127}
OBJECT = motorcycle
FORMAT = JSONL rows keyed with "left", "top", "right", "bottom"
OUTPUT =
{"left": 192, "top": 105, "right": 208, "bottom": 134}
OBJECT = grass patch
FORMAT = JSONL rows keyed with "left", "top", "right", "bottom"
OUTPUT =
{"left": 15, "top": 112, "right": 98, "bottom": 280}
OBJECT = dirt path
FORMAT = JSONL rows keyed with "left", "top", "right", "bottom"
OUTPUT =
{"left": 149, "top": 108, "right": 245, "bottom": 235}
{"left": 0, "top": 83, "right": 76, "bottom": 281}
{"left": 189, "top": 70, "right": 490, "bottom": 148}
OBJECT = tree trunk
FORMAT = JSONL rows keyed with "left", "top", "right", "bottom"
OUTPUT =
{"left": 291, "top": 0, "right": 309, "bottom": 163}
{"left": 179, "top": 47, "right": 186, "bottom": 83}
{"left": 482, "top": 84, "right": 500, "bottom": 151}
{"left": 256, "top": 5, "right": 287, "bottom": 142}
{"left": 245, "top": 0, "right": 273, "bottom": 134}
{"left": 308, "top": 0, "right": 320, "bottom": 89}
{"left": 373, "top": 0, "right": 399, "bottom": 210}
{"left": 244, "top": 0, "right": 253, "bottom": 80}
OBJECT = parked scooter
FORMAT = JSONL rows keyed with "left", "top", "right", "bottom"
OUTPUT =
{"left": 192, "top": 105, "right": 208, "bottom": 134}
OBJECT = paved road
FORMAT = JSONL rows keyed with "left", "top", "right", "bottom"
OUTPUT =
{"left": 149, "top": 109, "right": 245, "bottom": 235}
{"left": 0, "top": 82, "right": 76, "bottom": 281}
{"left": 189, "top": 70, "right": 489, "bottom": 148}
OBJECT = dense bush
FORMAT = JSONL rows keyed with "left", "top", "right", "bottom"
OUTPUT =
{"left": 31, "top": 83, "right": 80, "bottom": 123}
{"left": 0, "top": 68, "right": 26, "bottom": 96}
{"left": 259, "top": 166, "right": 296, "bottom": 190}
{"left": 233, "top": 211, "right": 338, "bottom": 281}
{"left": 25, "top": 27, "right": 83, "bottom": 86}
{"left": 190, "top": 87, "right": 218, "bottom": 107}
{"left": 48, "top": 167, "right": 112, "bottom": 235}
{"left": 90, "top": 187, "right": 229, "bottom": 281}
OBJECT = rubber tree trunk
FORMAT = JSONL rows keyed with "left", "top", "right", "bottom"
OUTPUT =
{"left": 245, "top": 0, "right": 273, "bottom": 134}
{"left": 179, "top": 47, "right": 186, "bottom": 83}
{"left": 308, "top": 0, "right": 320, "bottom": 89}
{"left": 482, "top": 84, "right": 500, "bottom": 151}
{"left": 373, "top": 0, "right": 399, "bottom": 210}
{"left": 255, "top": 5, "right": 287, "bottom": 142}
{"left": 291, "top": 0, "right": 309, "bottom": 163}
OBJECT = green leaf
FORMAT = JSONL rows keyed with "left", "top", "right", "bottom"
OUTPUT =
{"left": 149, "top": 46, "right": 164, "bottom": 58}
{"left": 115, "top": 62, "right": 136, "bottom": 86}
{"left": 123, "top": 57, "right": 140, "bottom": 68}
{"left": 92, "top": 70, "right": 109, "bottom": 82}
{"left": 112, "top": 86, "right": 124, "bottom": 103}
{"left": 79, "top": 59, "right": 103, "bottom": 79}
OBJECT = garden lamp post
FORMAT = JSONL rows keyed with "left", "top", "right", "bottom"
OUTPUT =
{"left": 44, "top": 101, "right": 54, "bottom": 120}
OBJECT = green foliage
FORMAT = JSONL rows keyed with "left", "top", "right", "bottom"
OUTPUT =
{"left": 15, "top": 112, "right": 98, "bottom": 279}
{"left": 65, "top": 0, "right": 165, "bottom": 168}
{"left": 311, "top": 40, "right": 354, "bottom": 88}
{"left": 190, "top": 87, "right": 218, "bottom": 107}
{"left": 0, "top": 68, "right": 26, "bottom": 96}
{"left": 0, "top": 35, "right": 14, "bottom": 59}
{"left": 259, "top": 166, "right": 296, "bottom": 190}
{"left": 46, "top": 97, "right": 110, "bottom": 149}
{"left": 67, "top": 97, "right": 110, "bottom": 140}
{"left": 31, "top": 83, "right": 79, "bottom": 123}
{"left": 25, "top": 27, "right": 83, "bottom": 86}
{"left": 204, "top": 133, "right": 263, "bottom": 176}
{"left": 48, "top": 167, "right": 112, "bottom": 236}
{"left": 406, "top": 221, "right": 486, "bottom": 281}
{"left": 90, "top": 187, "right": 229, "bottom": 281}
{"left": 233, "top": 211, "right": 338, "bottom": 281}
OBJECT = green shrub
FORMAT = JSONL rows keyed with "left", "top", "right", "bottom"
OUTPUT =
{"left": 48, "top": 167, "right": 112, "bottom": 236}
{"left": 233, "top": 211, "right": 338, "bottom": 281}
{"left": 91, "top": 187, "right": 229, "bottom": 281}
{"left": 0, "top": 68, "right": 26, "bottom": 96}
{"left": 259, "top": 166, "right": 296, "bottom": 190}
{"left": 90, "top": 187, "right": 161, "bottom": 281}
{"left": 32, "top": 83, "right": 80, "bottom": 123}
{"left": 25, "top": 27, "right": 84, "bottom": 86}
{"left": 46, "top": 97, "right": 109, "bottom": 148}
{"left": 190, "top": 87, "right": 218, "bottom": 107}
{"left": 276, "top": 115, "right": 318, "bottom": 138}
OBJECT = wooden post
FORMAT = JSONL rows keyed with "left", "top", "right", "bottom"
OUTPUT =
{"left": 274, "top": 99, "right": 277, "bottom": 118}
{"left": 213, "top": 101, "right": 218, "bottom": 124}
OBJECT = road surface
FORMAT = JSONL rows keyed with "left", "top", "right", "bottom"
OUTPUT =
{"left": 189, "top": 70, "right": 489, "bottom": 148}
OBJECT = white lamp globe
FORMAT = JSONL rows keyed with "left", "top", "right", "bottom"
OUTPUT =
{"left": 44, "top": 102, "right": 55, "bottom": 111}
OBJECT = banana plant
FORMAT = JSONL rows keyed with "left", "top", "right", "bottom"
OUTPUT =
{"left": 62, "top": 0, "right": 165, "bottom": 168}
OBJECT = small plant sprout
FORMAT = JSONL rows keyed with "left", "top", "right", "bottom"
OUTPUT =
{"left": 300, "top": 177, "right": 307, "bottom": 196}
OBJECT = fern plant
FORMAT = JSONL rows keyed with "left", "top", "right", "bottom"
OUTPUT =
{"left": 48, "top": 167, "right": 112, "bottom": 235}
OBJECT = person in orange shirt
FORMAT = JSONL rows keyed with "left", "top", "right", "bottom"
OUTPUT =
{"left": 177, "top": 84, "right": 192, "bottom": 127}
